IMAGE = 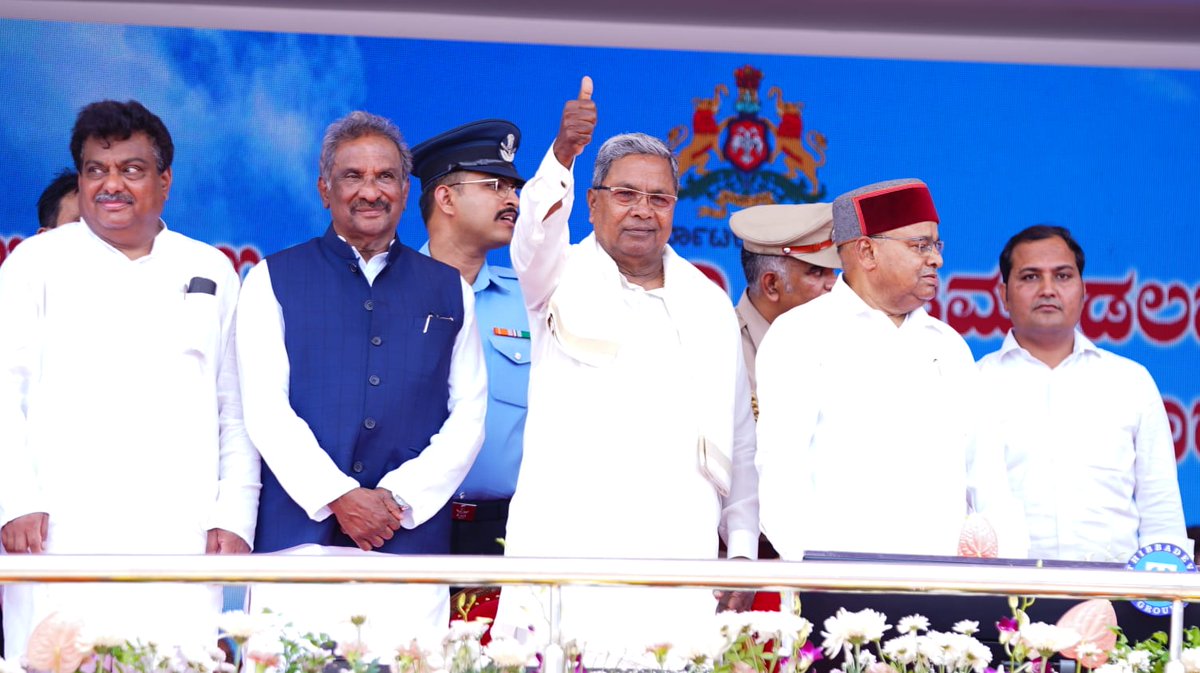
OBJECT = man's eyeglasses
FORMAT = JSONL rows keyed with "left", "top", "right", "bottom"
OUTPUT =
{"left": 447, "top": 178, "right": 519, "bottom": 199}
{"left": 593, "top": 185, "right": 678, "bottom": 211}
{"left": 869, "top": 235, "right": 945, "bottom": 257}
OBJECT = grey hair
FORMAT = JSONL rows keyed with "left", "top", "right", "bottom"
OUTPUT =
{"left": 319, "top": 111, "right": 412, "bottom": 182}
{"left": 591, "top": 132, "right": 679, "bottom": 190}
{"left": 741, "top": 248, "right": 797, "bottom": 296}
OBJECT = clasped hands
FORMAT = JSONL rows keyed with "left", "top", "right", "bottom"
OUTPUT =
{"left": 329, "top": 487, "right": 406, "bottom": 551}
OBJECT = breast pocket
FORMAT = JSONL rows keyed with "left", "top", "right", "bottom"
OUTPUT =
{"left": 175, "top": 292, "right": 222, "bottom": 368}
{"left": 487, "top": 334, "right": 531, "bottom": 408}
{"left": 405, "top": 312, "right": 459, "bottom": 380}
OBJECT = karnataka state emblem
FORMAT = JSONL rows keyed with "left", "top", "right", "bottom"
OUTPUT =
{"left": 668, "top": 65, "right": 828, "bottom": 218}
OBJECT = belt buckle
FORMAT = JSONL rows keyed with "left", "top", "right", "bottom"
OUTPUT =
{"left": 452, "top": 501, "right": 477, "bottom": 522}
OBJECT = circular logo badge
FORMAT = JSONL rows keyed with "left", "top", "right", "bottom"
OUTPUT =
{"left": 1126, "top": 543, "right": 1196, "bottom": 616}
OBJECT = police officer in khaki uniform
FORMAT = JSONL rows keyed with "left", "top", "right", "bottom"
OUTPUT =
{"left": 731, "top": 203, "right": 840, "bottom": 394}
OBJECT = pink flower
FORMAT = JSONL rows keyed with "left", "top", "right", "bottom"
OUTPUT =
{"left": 25, "top": 613, "right": 86, "bottom": 673}
{"left": 798, "top": 641, "right": 824, "bottom": 664}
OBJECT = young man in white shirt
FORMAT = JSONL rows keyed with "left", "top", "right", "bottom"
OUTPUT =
{"left": 977, "top": 224, "right": 1189, "bottom": 562}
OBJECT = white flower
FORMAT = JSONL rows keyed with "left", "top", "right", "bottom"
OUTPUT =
{"left": 0, "top": 657, "right": 23, "bottom": 673}
{"left": 675, "top": 633, "right": 724, "bottom": 666}
{"left": 1127, "top": 651, "right": 1153, "bottom": 672}
{"left": 218, "top": 610, "right": 269, "bottom": 641}
{"left": 921, "top": 632, "right": 961, "bottom": 668}
{"left": 176, "top": 643, "right": 221, "bottom": 671}
{"left": 1095, "top": 663, "right": 1133, "bottom": 673}
{"left": 714, "top": 611, "right": 755, "bottom": 640}
{"left": 1018, "top": 622, "right": 1080, "bottom": 654}
{"left": 953, "top": 621, "right": 980, "bottom": 636}
{"left": 242, "top": 632, "right": 285, "bottom": 669}
{"left": 897, "top": 615, "right": 930, "bottom": 635}
{"left": 961, "top": 637, "right": 993, "bottom": 673}
{"left": 482, "top": 638, "right": 537, "bottom": 668}
{"left": 76, "top": 628, "right": 129, "bottom": 651}
{"left": 821, "top": 608, "right": 891, "bottom": 658}
{"left": 882, "top": 634, "right": 921, "bottom": 665}
{"left": 1075, "top": 643, "right": 1102, "bottom": 658}
{"left": 1181, "top": 648, "right": 1200, "bottom": 673}
{"left": 745, "top": 611, "right": 813, "bottom": 643}
{"left": 444, "top": 619, "right": 490, "bottom": 644}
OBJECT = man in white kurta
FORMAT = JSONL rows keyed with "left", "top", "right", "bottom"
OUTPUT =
{"left": 494, "top": 79, "right": 758, "bottom": 658}
{"left": 977, "top": 225, "right": 1188, "bottom": 562}
{"left": 0, "top": 100, "right": 260, "bottom": 659}
{"left": 756, "top": 179, "right": 1025, "bottom": 560}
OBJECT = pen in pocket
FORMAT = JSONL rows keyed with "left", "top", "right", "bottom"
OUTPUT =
{"left": 423, "top": 313, "right": 455, "bottom": 334}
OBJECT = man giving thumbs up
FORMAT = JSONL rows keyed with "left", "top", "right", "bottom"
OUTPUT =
{"left": 493, "top": 76, "right": 760, "bottom": 659}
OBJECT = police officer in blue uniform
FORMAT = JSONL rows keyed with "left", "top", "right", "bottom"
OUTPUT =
{"left": 412, "top": 119, "right": 530, "bottom": 555}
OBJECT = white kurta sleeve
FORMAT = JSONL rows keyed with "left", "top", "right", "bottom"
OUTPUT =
{"left": 511, "top": 145, "right": 575, "bottom": 313}
{"left": 753, "top": 318, "right": 820, "bottom": 560}
{"left": 236, "top": 260, "right": 361, "bottom": 522}
{"left": 1131, "top": 367, "right": 1191, "bottom": 554}
{"left": 0, "top": 247, "right": 45, "bottom": 527}
{"left": 965, "top": 368, "right": 1030, "bottom": 559}
{"left": 206, "top": 264, "right": 262, "bottom": 547}
{"left": 377, "top": 277, "right": 486, "bottom": 528}
{"left": 721, "top": 347, "right": 760, "bottom": 559}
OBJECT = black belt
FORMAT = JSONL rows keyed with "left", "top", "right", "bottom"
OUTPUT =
{"left": 451, "top": 499, "right": 510, "bottom": 522}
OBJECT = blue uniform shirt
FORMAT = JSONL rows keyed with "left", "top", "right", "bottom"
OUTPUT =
{"left": 421, "top": 244, "right": 530, "bottom": 500}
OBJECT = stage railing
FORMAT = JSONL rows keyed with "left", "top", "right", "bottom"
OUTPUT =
{"left": 1, "top": 555, "right": 1196, "bottom": 669}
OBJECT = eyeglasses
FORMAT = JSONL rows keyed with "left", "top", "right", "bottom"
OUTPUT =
{"left": 447, "top": 178, "right": 519, "bottom": 199}
{"left": 593, "top": 185, "right": 678, "bottom": 211}
{"left": 869, "top": 235, "right": 945, "bottom": 257}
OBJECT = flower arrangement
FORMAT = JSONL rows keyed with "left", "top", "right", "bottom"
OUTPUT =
{"left": 3, "top": 600, "right": 1198, "bottom": 673}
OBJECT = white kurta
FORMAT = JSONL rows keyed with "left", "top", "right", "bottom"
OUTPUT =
{"left": 977, "top": 330, "right": 1190, "bottom": 562}
{"left": 0, "top": 221, "right": 260, "bottom": 659}
{"left": 755, "top": 276, "right": 1025, "bottom": 560}
{"left": 235, "top": 241, "right": 487, "bottom": 650}
{"left": 494, "top": 147, "right": 758, "bottom": 657}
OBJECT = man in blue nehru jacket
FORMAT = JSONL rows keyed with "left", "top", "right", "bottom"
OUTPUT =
{"left": 236, "top": 111, "right": 486, "bottom": 644}
{"left": 411, "top": 119, "right": 529, "bottom": 558}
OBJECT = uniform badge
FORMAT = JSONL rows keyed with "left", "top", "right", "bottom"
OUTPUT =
{"left": 499, "top": 134, "right": 516, "bottom": 162}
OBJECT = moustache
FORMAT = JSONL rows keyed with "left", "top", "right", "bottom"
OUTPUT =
{"left": 495, "top": 207, "right": 519, "bottom": 221}
{"left": 94, "top": 192, "right": 133, "bottom": 205}
{"left": 352, "top": 199, "right": 390, "bottom": 212}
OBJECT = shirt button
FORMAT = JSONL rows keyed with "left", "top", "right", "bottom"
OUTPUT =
{"left": 363, "top": 417, "right": 377, "bottom": 429}
{"left": 351, "top": 461, "right": 364, "bottom": 473}
{"left": 349, "top": 264, "right": 359, "bottom": 274}
{"left": 363, "top": 299, "right": 375, "bottom": 311}
{"left": 514, "top": 352, "right": 522, "bottom": 361}
{"left": 368, "top": 375, "right": 381, "bottom": 386}
{"left": 371, "top": 336, "right": 383, "bottom": 346}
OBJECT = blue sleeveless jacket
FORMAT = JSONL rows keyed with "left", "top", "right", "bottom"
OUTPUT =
{"left": 253, "top": 226, "right": 464, "bottom": 554}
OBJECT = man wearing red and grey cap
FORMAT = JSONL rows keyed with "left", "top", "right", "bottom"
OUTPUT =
{"left": 729, "top": 203, "right": 840, "bottom": 394}
{"left": 755, "top": 178, "right": 1026, "bottom": 559}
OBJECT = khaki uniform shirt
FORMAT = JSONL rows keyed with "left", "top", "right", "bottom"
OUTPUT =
{"left": 735, "top": 290, "right": 771, "bottom": 393}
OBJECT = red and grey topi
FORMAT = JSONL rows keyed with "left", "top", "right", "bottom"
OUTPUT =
{"left": 831, "top": 178, "right": 939, "bottom": 245}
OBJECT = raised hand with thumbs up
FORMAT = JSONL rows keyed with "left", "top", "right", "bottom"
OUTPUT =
{"left": 552, "top": 76, "right": 596, "bottom": 169}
